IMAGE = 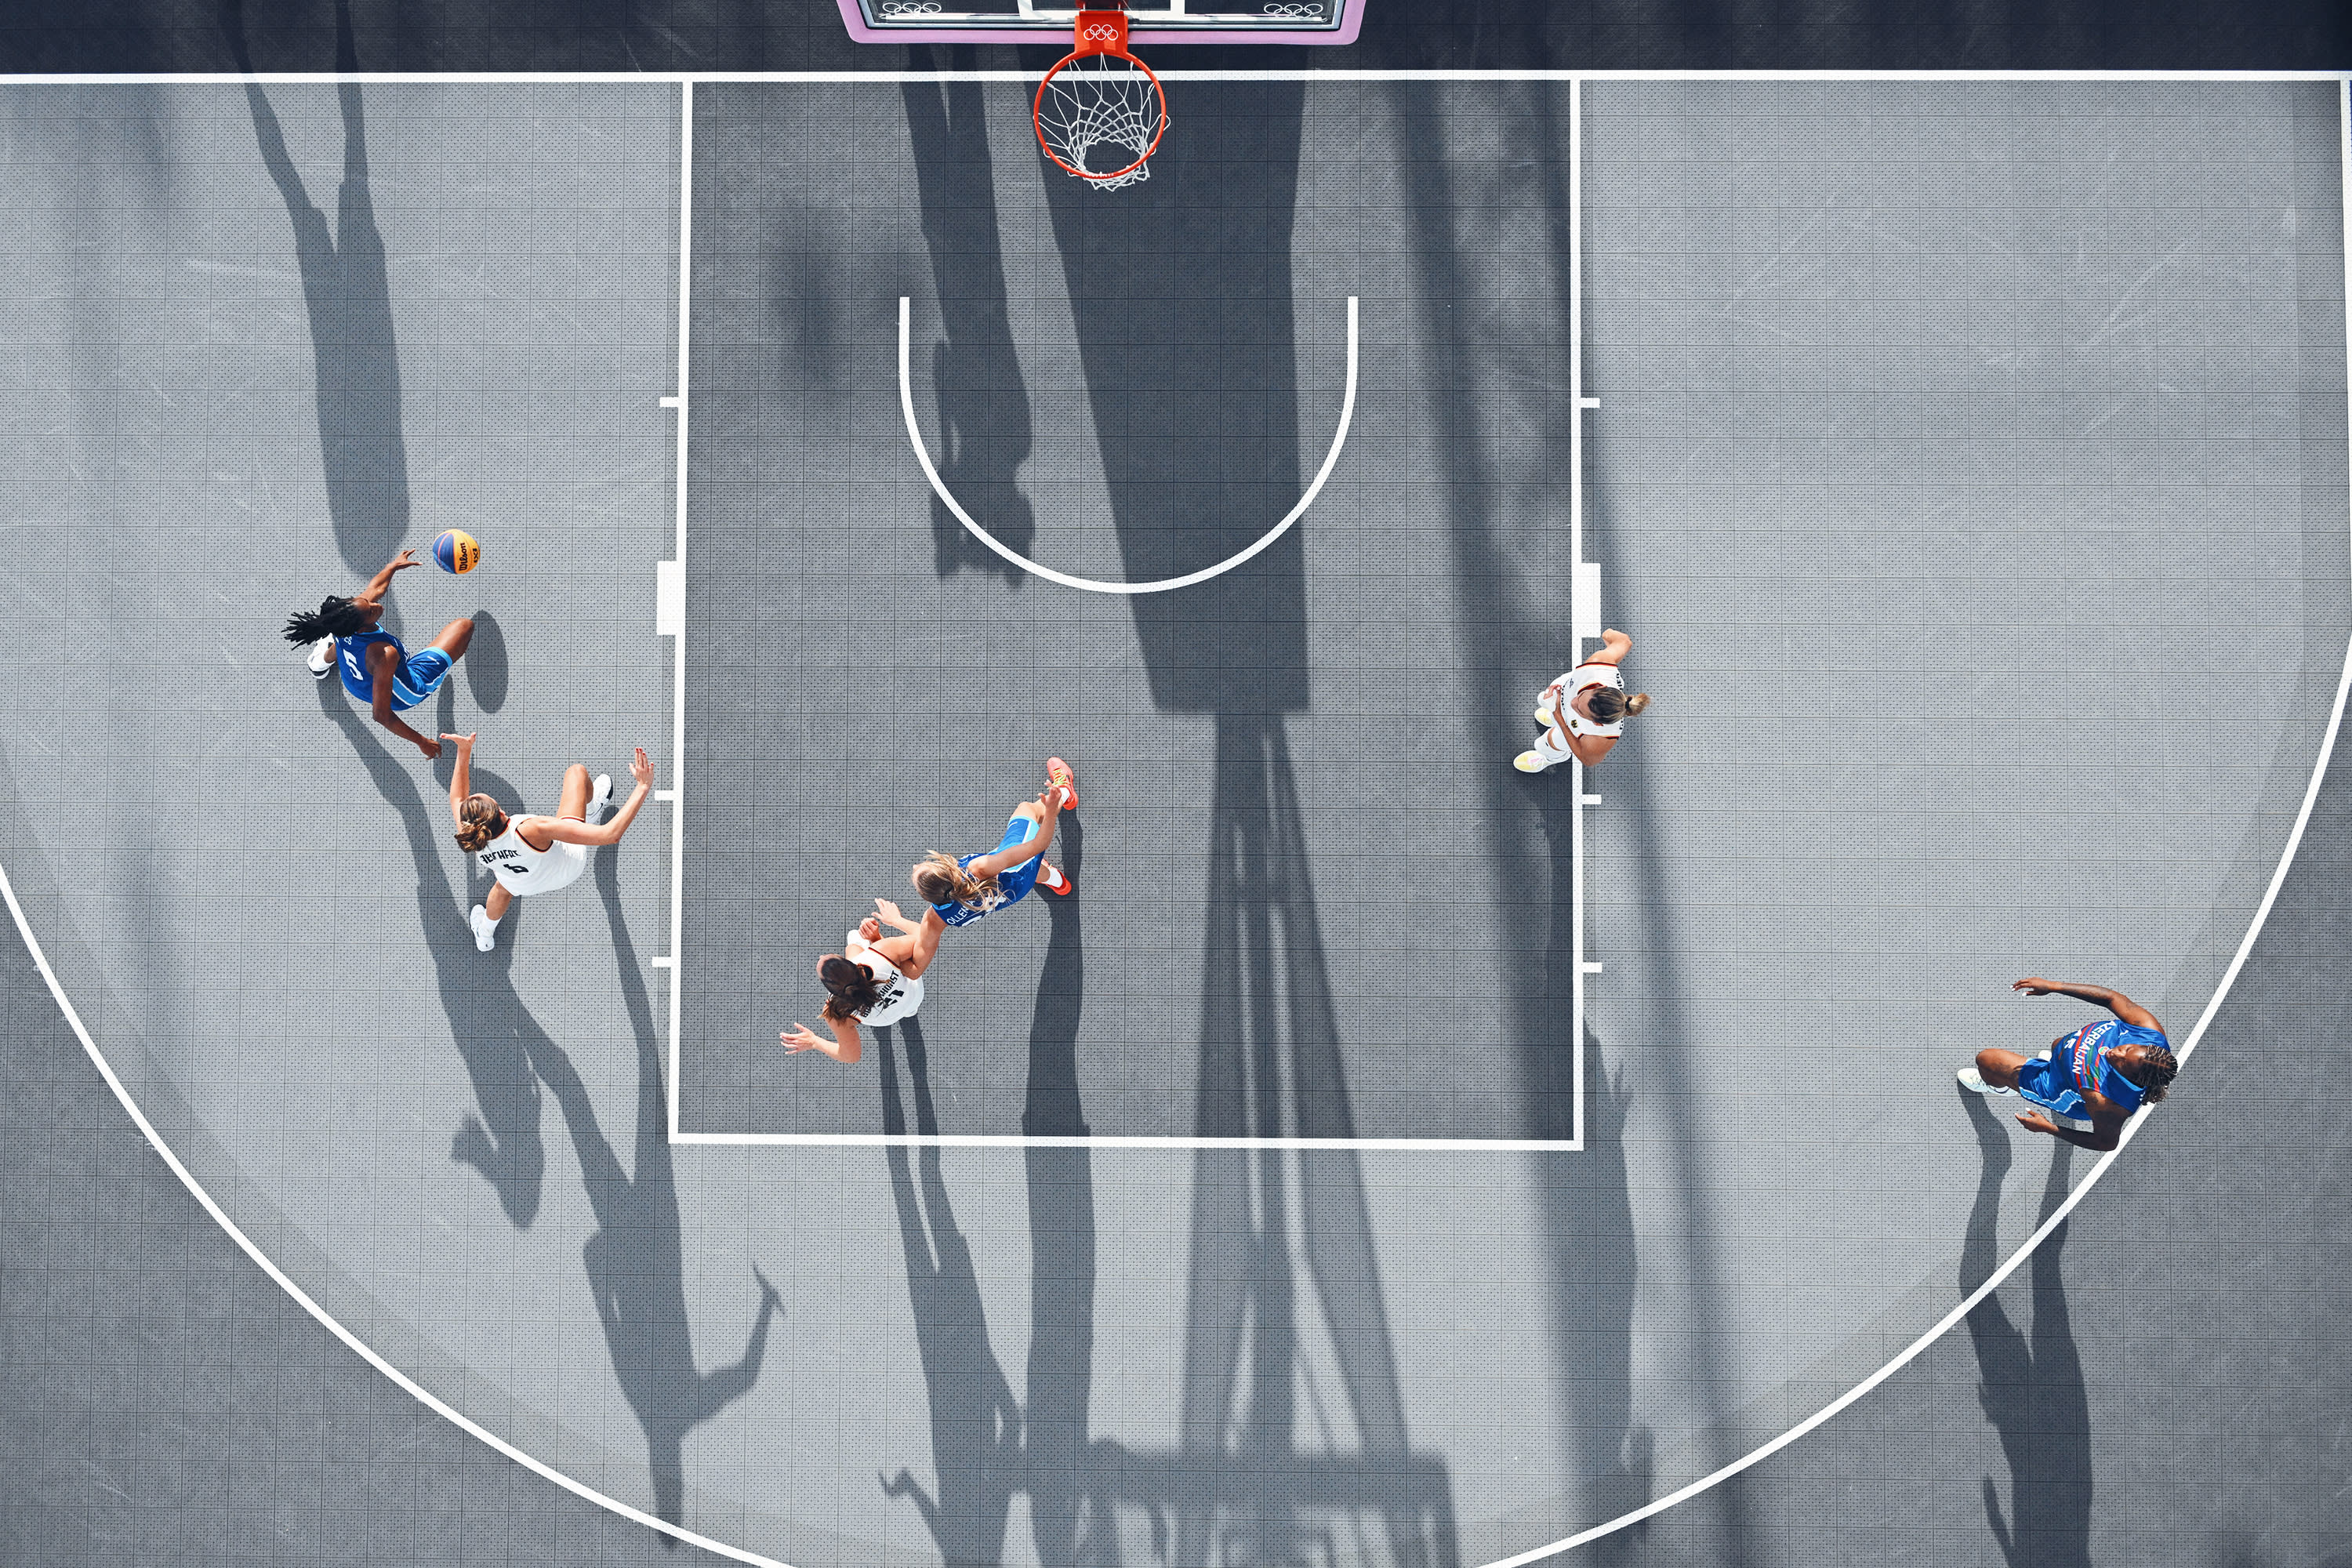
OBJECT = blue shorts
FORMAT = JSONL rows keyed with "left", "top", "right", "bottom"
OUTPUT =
{"left": 396, "top": 648, "right": 455, "bottom": 710}
{"left": 989, "top": 813, "right": 1044, "bottom": 902}
{"left": 931, "top": 813, "right": 1043, "bottom": 927}
{"left": 2014, "top": 1051, "right": 2094, "bottom": 1131}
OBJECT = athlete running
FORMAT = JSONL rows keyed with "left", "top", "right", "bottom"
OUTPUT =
{"left": 283, "top": 548, "right": 474, "bottom": 760}
{"left": 443, "top": 732, "right": 656, "bottom": 952}
{"left": 779, "top": 901, "right": 946, "bottom": 1065}
{"left": 1958, "top": 977, "right": 2180, "bottom": 1151}
{"left": 1517, "top": 627, "right": 1650, "bottom": 773}
{"left": 909, "top": 758, "right": 1078, "bottom": 928}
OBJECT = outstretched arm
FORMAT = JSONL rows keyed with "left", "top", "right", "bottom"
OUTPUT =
{"left": 361, "top": 548, "right": 420, "bottom": 601}
{"left": 782, "top": 1016, "right": 862, "bottom": 1065}
{"left": 1584, "top": 627, "right": 1633, "bottom": 668}
{"left": 443, "top": 732, "right": 477, "bottom": 822}
{"left": 541, "top": 749, "right": 656, "bottom": 848}
{"left": 872, "top": 900, "right": 947, "bottom": 980}
{"left": 2012, "top": 978, "right": 2164, "bottom": 1033}
{"left": 2016, "top": 1109, "right": 2125, "bottom": 1152}
{"left": 368, "top": 642, "right": 439, "bottom": 758}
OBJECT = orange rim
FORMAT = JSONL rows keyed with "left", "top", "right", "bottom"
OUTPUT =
{"left": 1032, "top": 48, "right": 1169, "bottom": 183}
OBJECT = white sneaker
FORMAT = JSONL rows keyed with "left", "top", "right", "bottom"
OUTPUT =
{"left": 1956, "top": 1067, "right": 2014, "bottom": 1096}
{"left": 306, "top": 636, "right": 334, "bottom": 678}
{"left": 470, "top": 905, "right": 499, "bottom": 953}
{"left": 1513, "top": 750, "right": 1552, "bottom": 774}
{"left": 588, "top": 773, "right": 614, "bottom": 820}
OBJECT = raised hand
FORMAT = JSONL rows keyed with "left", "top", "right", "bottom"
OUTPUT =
{"left": 439, "top": 731, "right": 477, "bottom": 754}
{"left": 2012, "top": 978, "right": 2057, "bottom": 996}
{"left": 629, "top": 746, "right": 656, "bottom": 789}
{"left": 780, "top": 1025, "right": 826, "bottom": 1054}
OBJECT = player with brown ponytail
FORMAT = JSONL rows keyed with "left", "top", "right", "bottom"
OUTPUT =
{"left": 1518, "top": 627, "right": 1650, "bottom": 773}
{"left": 779, "top": 901, "right": 943, "bottom": 1065}
{"left": 443, "top": 732, "right": 657, "bottom": 953}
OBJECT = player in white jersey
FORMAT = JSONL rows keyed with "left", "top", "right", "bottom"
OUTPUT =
{"left": 779, "top": 899, "right": 946, "bottom": 1065}
{"left": 442, "top": 731, "right": 656, "bottom": 952}
{"left": 1516, "top": 626, "right": 1650, "bottom": 772}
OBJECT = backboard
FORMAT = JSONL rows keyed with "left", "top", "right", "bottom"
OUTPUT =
{"left": 837, "top": 0, "right": 1365, "bottom": 45}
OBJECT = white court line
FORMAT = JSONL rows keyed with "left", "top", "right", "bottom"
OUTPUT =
{"left": 664, "top": 81, "right": 693, "bottom": 1143}
{"left": 1568, "top": 76, "right": 1587, "bottom": 1152}
{"left": 0, "top": 66, "right": 2339, "bottom": 1568}
{"left": 897, "top": 293, "right": 1359, "bottom": 595}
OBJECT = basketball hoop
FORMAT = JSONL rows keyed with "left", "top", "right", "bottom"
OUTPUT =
{"left": 1033, "top": 8, "right": 1169, "bottom": 191}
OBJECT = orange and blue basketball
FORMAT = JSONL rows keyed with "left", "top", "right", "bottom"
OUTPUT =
{"left": 433, "top": 530, "right": 481, "bottom": 574}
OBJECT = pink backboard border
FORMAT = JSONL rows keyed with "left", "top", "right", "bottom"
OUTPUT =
{"left": 835, "top": 0, "right": 1363, "bottom": 45}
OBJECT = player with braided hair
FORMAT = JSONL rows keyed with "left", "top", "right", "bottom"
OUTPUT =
{"left": 282, "top": 547, "right": 474, "bottom": 760}
{"left": 1958, "top": 977, "right": 2179, "bottom": 1151}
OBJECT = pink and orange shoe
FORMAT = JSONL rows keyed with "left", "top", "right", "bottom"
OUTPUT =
{"left": 1038, "top": 862, "right": 1074, "bottom": 897}
{"left": 1045, "top": 757, "right": 1079, "bottom": 811}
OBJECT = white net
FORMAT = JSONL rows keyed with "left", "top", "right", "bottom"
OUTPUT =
{"left": 1035, "top": 52, "right": 1167, "bottom": 191}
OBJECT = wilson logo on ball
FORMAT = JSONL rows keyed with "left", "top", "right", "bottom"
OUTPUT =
{"left": 433, "top": 530, "right": 481, "bottom": 573}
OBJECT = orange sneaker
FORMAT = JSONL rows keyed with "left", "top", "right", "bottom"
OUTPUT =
{"left": 1038, "top": 862, "right": 1074, "bottom": 896}
{"left": 1045, "top": 757, "right": 1078, "bottom": 811}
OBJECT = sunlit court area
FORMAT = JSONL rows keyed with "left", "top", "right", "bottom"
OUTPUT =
{"left": 2, "top": 4, "right": 2350, "bottom": 1566}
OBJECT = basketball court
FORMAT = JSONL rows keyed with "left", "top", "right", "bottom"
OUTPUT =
{"left": 0, "top": 9, "right": 2347, "bottom": 1562}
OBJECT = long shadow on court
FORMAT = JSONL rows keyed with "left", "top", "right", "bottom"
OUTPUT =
{"left": 324, "top": 688, "right": 779, "bottom": 1533}
{"left": 1960, "top": 1098, "right": 2092, "bottom": 1568}
{"left": 903, "top": 50, "right": 1036, "bottom": 585}
{"left": 1383, "top": 76, "right": 1749, "bottom": 1561}
{"left": 1025, "top": 82, "right": 1457, "bottom": 1564}
{"left": 880, "top": 819, "right": 1120, "bottom": 1566}
{"left": 232, "top": 0, "right": 408, "bottom": 579}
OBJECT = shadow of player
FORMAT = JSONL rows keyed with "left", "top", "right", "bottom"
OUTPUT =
{"left": 323, "top": 684, "right": 779, "bottom": 1533}
{"left": 877, "top": 1017, "right": 1024, "bottom": 1563}
{"left": 230, "top": 0, "right": 410, "bottom": 579}
{"left": 1960, "top": 1089, "right": 2092, "bottom": 1568}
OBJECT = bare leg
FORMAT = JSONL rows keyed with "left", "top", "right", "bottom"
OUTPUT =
{"left": 431, "top": 616, "right": 475, "bottom": 660}
{"left": 555, "top": 763, "right": 592, "bottom": 819}
{"left": 485, "top": 882, "right": 514, "bottom": 921}
{"left": 1974, "top": 1048, "right": 2029, "bottom": 1091}
{"left": 1013, "top": 800, "right": 1044, "bottom": 825}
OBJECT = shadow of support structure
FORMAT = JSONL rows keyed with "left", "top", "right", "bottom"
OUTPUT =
{"left": 1029, "top": 76, "right": 1458, "bottom": 1568}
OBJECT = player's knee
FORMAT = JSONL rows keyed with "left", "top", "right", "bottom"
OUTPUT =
{"left": 1974, "top": 1047, "right": 2010, "bottom": 1078}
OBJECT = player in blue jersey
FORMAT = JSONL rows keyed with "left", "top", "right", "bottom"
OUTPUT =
{"left": 1958, "top": 977, "right": 2180, "bottom": 1151}
{"left": 909, "top": 759, "right": 1076, "bottom": 930}
{"left": 283, "top": 548, "right": 474, "bottom": 760}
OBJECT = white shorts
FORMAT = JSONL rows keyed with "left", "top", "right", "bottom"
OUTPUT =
{"left": 492, "top": 839, "right": 587, "bottom": 897}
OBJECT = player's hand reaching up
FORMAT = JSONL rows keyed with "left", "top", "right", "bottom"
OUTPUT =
{"left": 780, "top": 1025, "right": 826, "bottom": 1054}
{"left": 629, "top": 746, "right": 655, "bottom": 789}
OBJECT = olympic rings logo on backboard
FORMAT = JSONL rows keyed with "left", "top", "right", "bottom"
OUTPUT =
{"left": 1080, "top": 22, "right": 1122, "bottom": 42}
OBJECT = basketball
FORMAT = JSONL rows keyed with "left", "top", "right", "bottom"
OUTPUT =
{"left": 433, "top": 530, "right": 481, "bottom": 574}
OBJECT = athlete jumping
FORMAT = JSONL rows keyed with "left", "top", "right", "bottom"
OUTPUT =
{"left": 283, "top": 548, "right": 474, "bottom": 760}
{"left": 1958, "top": 977, "right": 2180, "bottom": 1151}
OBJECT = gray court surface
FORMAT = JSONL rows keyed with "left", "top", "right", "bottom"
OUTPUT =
{"left": 0, "top": 73, "right": 2346, "bottom": 1568}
